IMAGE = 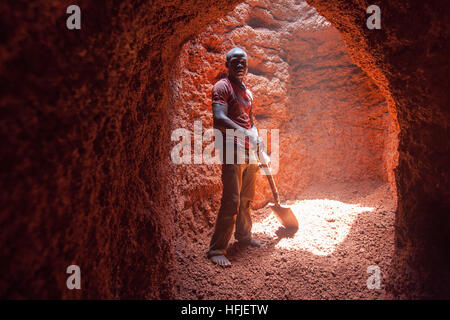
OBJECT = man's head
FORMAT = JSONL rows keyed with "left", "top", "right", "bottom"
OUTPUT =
{"left": 225, "top": 48, "right": 248, "bottom": 83}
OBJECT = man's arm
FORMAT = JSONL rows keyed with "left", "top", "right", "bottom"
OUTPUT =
{"left": 249, "top": 104, "right": 258, "bottom": 136}
{"left": 213, "top": 103, "right": 261, "bottom": 149}
{"left": 213, "top": 103, "right": 247, "bottom": 133}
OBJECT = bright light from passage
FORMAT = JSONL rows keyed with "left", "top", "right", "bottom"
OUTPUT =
{"left": 252, "top": 199, "right": 374, "bottom": 256}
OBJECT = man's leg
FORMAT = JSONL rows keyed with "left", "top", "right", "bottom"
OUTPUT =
{"left": 235, "top": 163, "right": 261, "bottom": 246}
{"left": 207, "top": 162, "right": 243, "bottom": 266}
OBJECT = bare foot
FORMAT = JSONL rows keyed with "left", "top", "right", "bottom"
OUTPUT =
{"left": 238, "top": 238, "right": 265, "bottom": 247}
{"left": 210, "top": 254, "right": 231, "bottom": 267}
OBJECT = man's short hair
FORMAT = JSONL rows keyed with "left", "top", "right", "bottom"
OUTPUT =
{"left": 226, "top": 47, "right": 247, "bottom": 62}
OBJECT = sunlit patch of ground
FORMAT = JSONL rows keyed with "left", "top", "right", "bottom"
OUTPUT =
{"left": 252, "top": 199, "right": 374, "bottom": 255}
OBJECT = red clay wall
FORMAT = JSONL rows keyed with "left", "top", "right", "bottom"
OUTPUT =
{"left": 307, "top": 0, "right": 450, "bottom": 298}
{"left": 0, "top": 0, "right": 240, "bottom": 299}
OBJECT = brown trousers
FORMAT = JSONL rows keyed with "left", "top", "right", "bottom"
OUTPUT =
{"left": 207, "top": 150, "right": 259, "bottom": 257}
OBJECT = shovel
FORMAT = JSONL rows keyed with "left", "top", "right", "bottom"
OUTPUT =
{"left": 257, "top": 151, "right": 299, "bottom": 231}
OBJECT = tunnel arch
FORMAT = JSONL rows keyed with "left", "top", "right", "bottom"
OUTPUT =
{"left": 1, "top": 0, "right": 449, "bottom": 299}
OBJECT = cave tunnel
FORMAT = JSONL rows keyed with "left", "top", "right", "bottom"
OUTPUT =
{"left": 172, "top": 1, "right": 398, "bottom": 299}
{"left": 0, "top": 0, "right": 449, "bottom": 299}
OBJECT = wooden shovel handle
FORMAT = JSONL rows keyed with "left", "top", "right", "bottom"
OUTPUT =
{"left": 260, "top": 164, "right": 280, "bottom": 205}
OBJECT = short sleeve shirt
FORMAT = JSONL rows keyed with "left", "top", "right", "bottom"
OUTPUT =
{"left": 212, "top": 76, "right": 253, "bottom": 149}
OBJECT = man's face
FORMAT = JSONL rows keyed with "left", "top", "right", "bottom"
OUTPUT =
{"left": 227, "top": 53, "right": 248, "bottom": 82}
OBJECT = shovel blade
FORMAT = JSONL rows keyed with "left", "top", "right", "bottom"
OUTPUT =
{"left": 269, "top": 204, "right": 299, "bottom": 230}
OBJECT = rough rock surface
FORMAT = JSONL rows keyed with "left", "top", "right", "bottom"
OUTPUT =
{"left": 0, "top": 0, "right": 240, "bottom": 299}
{"left": 171, "top": 0, "right": 394, "bottom": 238}
{"left": 307, "top": 0, "right": 450, "bottom": 299}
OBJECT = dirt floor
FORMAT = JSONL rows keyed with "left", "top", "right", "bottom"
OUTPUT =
{"left": 174, "top": 180, "right": 396, "bottom": 299}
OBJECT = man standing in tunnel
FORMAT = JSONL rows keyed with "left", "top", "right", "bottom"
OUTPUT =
{"left": 207, "top": 47, "right": 265, "bottom": 267}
